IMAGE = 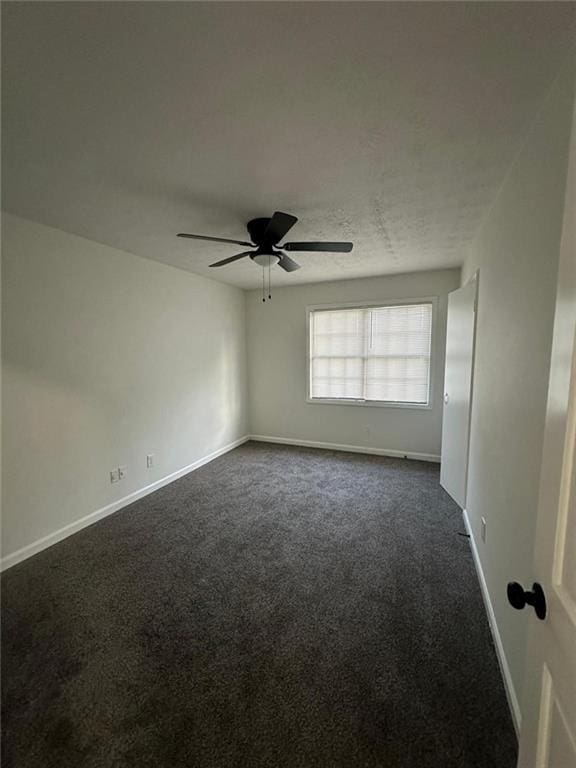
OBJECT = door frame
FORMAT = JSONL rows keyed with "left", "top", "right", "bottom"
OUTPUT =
{"left": 461, "top": 269, "right": 479, "bottom": 509}
{"left": 440, "top": 269, "right": 479, "bottom": 508}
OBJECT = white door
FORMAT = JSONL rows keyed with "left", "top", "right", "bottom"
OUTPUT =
{"left": 516, "top": 97, "right": 576, "bottom": 768}
{"left": 440, "top": 274, "right": 477, "bottom": 508}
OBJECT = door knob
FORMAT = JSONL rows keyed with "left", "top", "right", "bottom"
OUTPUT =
{"left": 507, "top": 581, "right": 547, "bottom": 620}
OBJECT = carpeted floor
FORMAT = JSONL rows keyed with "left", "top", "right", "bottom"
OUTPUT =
{"left": 2, "top": 441, "right": 517, "bottom": 768}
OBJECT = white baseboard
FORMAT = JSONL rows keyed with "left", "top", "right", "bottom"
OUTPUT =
{"left": 462, "top": 508, "right": 522, "bottom": 736}
{"left": 249, "top": 434, "right": 440, "bottom": 463}
{"left": 2, "top": 434, "right": 433, "bottom": 571}
{"left": 1, "top": 435, "right": 250, "bottom": 572}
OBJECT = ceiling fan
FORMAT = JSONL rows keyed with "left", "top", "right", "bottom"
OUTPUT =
{"left": 177, "top": 211, "right": 353, "bottom": 273}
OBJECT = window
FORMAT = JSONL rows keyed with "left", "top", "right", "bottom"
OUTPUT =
{"left": 308, "top": 301, "right": 433, "bottom": 406}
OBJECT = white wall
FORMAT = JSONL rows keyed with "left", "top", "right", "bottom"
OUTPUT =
{"left": 1, "top": 213, "right": 248, "bottom": 562}
{"left": 461, "top": 61, "right": 575, "bottom": 722}
{"left": 246, "top": 269, "right": 460, "bottom": 458}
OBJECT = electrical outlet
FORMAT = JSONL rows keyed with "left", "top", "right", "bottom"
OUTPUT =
{"left": 118, "top": 465, "right": 127, "bottom": 481}
{"left": 110, "top": 469, "right": 120, "bottom": 484}
{"left": 481, "top": 517, "right": 487, "bottom": 543}
{"left": 146, "top": 454, "right": 154, "bottom": 469}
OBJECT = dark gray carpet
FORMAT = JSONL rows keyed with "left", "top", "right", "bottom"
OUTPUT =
{"left": 2, "top": 441, "right": 517, "bottom": 768}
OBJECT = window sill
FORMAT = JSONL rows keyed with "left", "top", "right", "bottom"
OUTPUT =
{"left": 306, "top": 397, "right": 432, "bottom": 410}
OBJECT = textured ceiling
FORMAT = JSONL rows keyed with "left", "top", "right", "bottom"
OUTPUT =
{"left": 2, "top": 2, "right": 574, "bottom": 289}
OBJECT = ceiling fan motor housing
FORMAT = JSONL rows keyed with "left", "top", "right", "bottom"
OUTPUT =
{"left": 247, "top": 217, "right": 277, "bottom": 246}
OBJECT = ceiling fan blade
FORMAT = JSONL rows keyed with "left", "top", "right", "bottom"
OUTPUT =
{"left": 263, "top": 212, "right": 298, "bottom": 244}
{"left": 209, "top": 251, "right": 253, "bottom": 268}
{"left": 283, "top": 242, "right": 353, "bottom": 253}
{"left": 178, "top": 233, "right": 253, "bottom": 247}
{"left": 278, "top": 253, "right": 301, "bottom": 272}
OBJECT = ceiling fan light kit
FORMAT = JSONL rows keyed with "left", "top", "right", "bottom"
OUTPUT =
{"left": 177, "top": 211, "right": 354, "bottom": 300}
{"left": 252, "top": 252, "right": 280, "bottom": 267}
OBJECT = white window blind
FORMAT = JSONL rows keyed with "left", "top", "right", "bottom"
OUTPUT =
{"left": 309, "top": 303, "right": 433, "bottom": 405}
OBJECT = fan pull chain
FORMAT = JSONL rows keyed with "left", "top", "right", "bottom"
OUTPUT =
{"left": 261, "top": 257, "right": 273, "bottom": 303}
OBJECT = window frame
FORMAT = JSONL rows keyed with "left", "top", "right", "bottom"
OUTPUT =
{"left": 306, "top": 296, "right": 438, "bottom": 410}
